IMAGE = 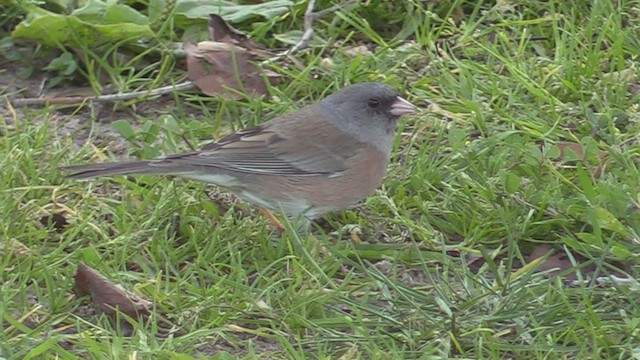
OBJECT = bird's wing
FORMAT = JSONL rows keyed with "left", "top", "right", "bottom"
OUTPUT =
{"left": 159, "top": 107, "right": 364, "bottom": 176}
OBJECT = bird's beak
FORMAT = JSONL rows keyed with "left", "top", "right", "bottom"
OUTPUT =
{"left": 390, "top": 96, "right": 417, "bottom": 116}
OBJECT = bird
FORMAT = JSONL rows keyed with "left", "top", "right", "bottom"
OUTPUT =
{"left": 61, "top": 82, "right": 417, "bottom": 226}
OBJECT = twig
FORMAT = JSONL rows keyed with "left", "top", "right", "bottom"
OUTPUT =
{"left": 287, "top": 0, "right": 318, "bottom": 55}
{"left": 507, "top": 193, "right": 563, "bottom": 218}
{"left": 262, "top": 0, "right": 356, "bottom": 65}
{"left": 8, "top": 81, "right": 197, "bottom": 106}
{"left": 287, "top": 0, "right": 356, "bottom": 55}
{"left": 315, "top": 0, "right": 355, "bottom": 19}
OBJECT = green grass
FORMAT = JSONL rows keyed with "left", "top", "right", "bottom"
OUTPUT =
{"left": 2, "top": 0, "right": 640, "bottom": 358}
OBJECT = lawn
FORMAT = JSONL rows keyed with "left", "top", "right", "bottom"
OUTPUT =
{"left": 1, "top": 0, "right": 640, "bottom": 358}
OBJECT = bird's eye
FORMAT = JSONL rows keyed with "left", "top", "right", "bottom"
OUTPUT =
{"left": 368, "top": 98, "right": 380, "bottom": 108}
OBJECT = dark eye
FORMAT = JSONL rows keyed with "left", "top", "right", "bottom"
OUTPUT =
{"left": 367, "top": 98, "right": 380, "bottom": 108}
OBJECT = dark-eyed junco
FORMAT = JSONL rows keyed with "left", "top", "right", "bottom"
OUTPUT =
{"left": 62, "top": 82, "right": 417, "bottom": 220}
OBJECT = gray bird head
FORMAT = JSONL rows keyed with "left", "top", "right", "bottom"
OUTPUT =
{"left": 319, "top": 82, "right": 417, "bottom": 154}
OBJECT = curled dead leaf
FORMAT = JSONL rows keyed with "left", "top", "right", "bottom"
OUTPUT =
{"left": 549, "top": 141, "right": 608, "bottom": 178}
{"left": 185, "top": 14, "right": 279, "bottom": 98}
{"left": 39, "top": 211, "right": 69, "bottom": 231}
{"left": 74, "top": 262, "right": 152, "bottom": 320}
{"left": 527, "top": 244, "right": 589, "bottom": 281}
{"left": 208, "top": 14, "right": 263, "bottom": 49}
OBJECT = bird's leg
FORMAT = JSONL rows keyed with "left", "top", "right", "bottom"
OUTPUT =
{"left": 259, "top": 208, "right": 286, "bottom": 234}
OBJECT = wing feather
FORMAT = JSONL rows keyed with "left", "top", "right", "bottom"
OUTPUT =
{"left": 156, "top": 106, "right": 364, "bottom": 176}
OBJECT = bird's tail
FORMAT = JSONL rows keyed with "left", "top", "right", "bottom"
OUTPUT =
{"left": 61, "top": 161, "right": 171, "bottom": 179}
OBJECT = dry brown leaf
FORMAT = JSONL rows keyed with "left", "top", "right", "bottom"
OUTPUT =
{"left": 527, "top": 245, "right": 630, "bottom": 283}
{"left": 450, "top": 6, "right": 465, "bottom": 25}
{"left": 527, "top": 244, "right": 589, "bottom": 281}
{"left": 554, "top": 142, "right": 608, "bottom": 162}
{"left": 555, "top": 142, "right": 586, "bottom": 161}
{"left": 74, "top": 262, "right": 152, "bottom": 320}
{"left": 39, "top": 211, "right": 69, "bottom": 231}
{"left": 207, "top": 14, "right": 263, "bottom": 48}
{"left": 186, "top": 14, "right": 278, "bottom": 98}
{"left": 553, "top": 142, "right": 608, "bottom": 178}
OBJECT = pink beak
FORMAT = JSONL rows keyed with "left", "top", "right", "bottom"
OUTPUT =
{"left": 390, "top": 96, "right": 417, "bottom": 116}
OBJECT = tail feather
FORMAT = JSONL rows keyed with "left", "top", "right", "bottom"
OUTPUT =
{"left": 61, "top": 161, "right": 171, "bottom": 179}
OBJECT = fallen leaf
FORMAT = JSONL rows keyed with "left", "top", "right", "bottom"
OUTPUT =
{"left": 527, "top": 244, "right": 587, "bottom": 281}
{"left": 549, "top": 141, "right": 608, "bottom": 178}
{"left": 527, "top": 244, "right": 632, "bottom": 283}
{"left": 273, "top": 29, "right": 325, "bottom": 47}
{"left": 449, "top": 6, "right": 465, "bottom": 25}
{"left": 463, "top": 251, "right": 486, "bottom": 273}
{"left": 185, "top": 14, "right": 278, "bottom": 98}
{"left": 39, "top": 211, "right": 69, "bottom": 231}
{"left": 207, "top": 13, "right": 263, "bottom": 48}
{"left": 555, "top": 142, "right": 586, "bottom": 161}
{"left": 74, "top": 262, "right": 152, "bottom": 320}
